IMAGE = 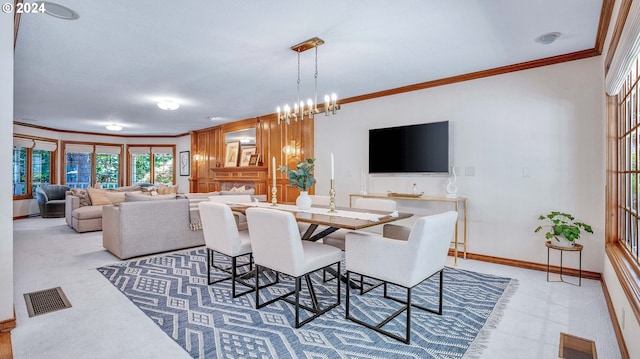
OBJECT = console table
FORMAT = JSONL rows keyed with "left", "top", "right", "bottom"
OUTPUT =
{"left": 349, "top": 193, "right": 468, "bottom": 265}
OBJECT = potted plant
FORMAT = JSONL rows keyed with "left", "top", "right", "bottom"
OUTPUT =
{"left": 534, "top": 211, "right": 593, "bottom": 247}
{"left": 279, "top": 158, "right": 315, "bottom": 210}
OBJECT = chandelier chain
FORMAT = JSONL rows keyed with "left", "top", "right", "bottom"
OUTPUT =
{"left": 297, "top": 51, "right": 301, "bottom": 104}
{"left": 314, "top": 46, "right": 319, "bottom": 110}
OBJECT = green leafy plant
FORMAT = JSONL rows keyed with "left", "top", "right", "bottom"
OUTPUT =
{"left": 534, "top": 211, "right": 593, "bottom": 243}
{"left": 278, "top": 158, "right": 315, "bottom": 191}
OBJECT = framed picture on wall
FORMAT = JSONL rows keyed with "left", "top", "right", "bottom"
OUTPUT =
{"left": 224, "top": 142, "right": 240, "bottom": 167}
{"left": 239, "top": 147, "right": 257, "bottom": 166}
{"left": 179, "top": 151, "right": 190, "bottom": 176}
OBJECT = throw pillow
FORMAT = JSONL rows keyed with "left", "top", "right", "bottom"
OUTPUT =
{"left": 87, "top": 188, "right": 112, "bottom": 206}
{"left": 70, "top": 188, "right": 92, "bottom": 207}
{"left": 220, "top": 189, "right": 254, "bottom": 196}
{"left": 158, "top": 184, "right": 178, "bottom": 195}
{"left": 105, "top": 190, "right": 141, "bottom": 205}
{"left": 230, "top": 186, "right": 246, "bottom": 192}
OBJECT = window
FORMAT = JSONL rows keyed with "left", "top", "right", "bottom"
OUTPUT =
{"left": 617, "top": 57, "right": 640, "bottom": 264}
{"left": 95, "top": 146, "right": 121, "bottom": 189}
{"left": 12, "top": 137, "right": 57, "bottom": 199}
{"left": 128, "top": 146, "right": 175, "bottom": 186}
{"left": 63, "top": 143, "right": 122, "bottom": 189}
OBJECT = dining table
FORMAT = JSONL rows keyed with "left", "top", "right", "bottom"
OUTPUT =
{"left": 229, "top": 202, "right": 413, "bottom": 242}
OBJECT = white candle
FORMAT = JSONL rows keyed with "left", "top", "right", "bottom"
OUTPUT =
{"left": 331, "top": 153, "right": 334, "bottom": 180}
{"left": 272, "top": 157, "right": 276, "bottom": 188}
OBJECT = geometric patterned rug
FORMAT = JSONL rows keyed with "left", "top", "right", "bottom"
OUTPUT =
{"left": 98, "top": 248, "right": 518, "bottom": 359}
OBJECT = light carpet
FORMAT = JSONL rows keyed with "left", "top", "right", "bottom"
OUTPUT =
{"left": 98, "top": 248, "right": 517, "bottom": 359}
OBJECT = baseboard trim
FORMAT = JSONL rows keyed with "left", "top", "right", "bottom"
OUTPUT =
{"left": 0, "top": 311, "right": 16, "bottom": 333}
{"left": 601, "top": 277, "right": 630, "bottom": 359}
{"left": 448, "top": 249, "right": 601, "bottom": 280}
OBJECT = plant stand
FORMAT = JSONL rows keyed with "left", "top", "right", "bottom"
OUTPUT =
{"left": 546, "top": 240, "right": 583, "bottom": 286}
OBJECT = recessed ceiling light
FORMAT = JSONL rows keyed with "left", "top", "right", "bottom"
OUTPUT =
{"left": 535, "top": 32, "right": 561, "bottom": 45}
{"left": 157, "top": 99, "right": 180, "bottom": 111}
{"left": 105, "top": 124, "right": 123, "bottom": 131}
{"left": 37, "top": 2, "right": 79, "bottom": 20}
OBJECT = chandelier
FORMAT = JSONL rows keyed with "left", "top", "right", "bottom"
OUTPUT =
{"left": 276, "top": 37, "right": 340, "bottom": 125}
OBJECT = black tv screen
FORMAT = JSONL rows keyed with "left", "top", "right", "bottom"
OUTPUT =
{"left": 369, "top": 121, "right": 449, "bottom": 173}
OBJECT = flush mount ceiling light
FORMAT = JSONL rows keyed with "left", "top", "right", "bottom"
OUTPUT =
{"left": 37, "top": 1, "right": 79, "bottom": 20}
{"left": 535, "top": 32, "right": 561, "bottom": 45}
{"left": 105, "top": 124, "right": 123, "bottom": 131}
{"left": 276, "top": 37, "right": 340, "bottom": 125}
{"left": 157, "top": 99, "right": 180, "bottom": 111}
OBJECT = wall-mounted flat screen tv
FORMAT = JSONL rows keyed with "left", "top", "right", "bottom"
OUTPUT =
{"left": 369, "top": 121, "right": 449, "bottom": 174}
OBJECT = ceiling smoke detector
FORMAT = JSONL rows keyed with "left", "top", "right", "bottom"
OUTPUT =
{"left": 38, "top": 2, "right": 79, "bottom": 20}
{"left": 535, "top": 32, "right": 561, "bottom": 45}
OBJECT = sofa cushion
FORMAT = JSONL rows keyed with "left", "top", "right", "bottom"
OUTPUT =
{"left": 87, "top": 188, "right": 112, "bottom": 206}
{"left": 125, "top": 193, "right": 177, "bottom": 201}
{"left": 70, "top": 188, "right": 92, "bottom": 207}
{"left": 109, "top": 185, "right": 142, "bottom": 192}
{"left": 72, "top": 205, "right": 104, "bottom": 220}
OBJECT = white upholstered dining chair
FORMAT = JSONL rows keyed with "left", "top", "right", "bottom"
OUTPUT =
{"left": 322, "top": 197, "right": 397, "bottom": 250}
{"left": 208, "top": 194, "right": 252, "bottom": 230}
{"left": 245, "top": 207, "right": 343, "bottom": 328}
{"left": 344, "top": 210, "right": 458, "bottom": 343}
{"left": 198, "top": 201, "right": 254, "bottom": 297}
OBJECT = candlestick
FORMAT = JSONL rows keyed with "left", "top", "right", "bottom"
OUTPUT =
{"left": 328, "top": 179, "right": 336, "bottom": 213}
{"left": 271, "top": 186, "right": 278, "bottom": 206}
{"left": 272, "top": 156, "right": 276, "bottom": 188}
{"left": 330, "top": 152, "right": 334, "bottom": 180}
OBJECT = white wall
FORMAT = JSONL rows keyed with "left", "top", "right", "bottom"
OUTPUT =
{"left": 603, "top": 258, "right": 640, "bottom": 358}
{"left": 315, "top": 56, "right": 605, "bottom": 272}
{"left": 1, "top": 12, "right": 14, "bottom": 321}
{"left": 12, "top": 124, "right": 190, "bottom": 217}
{"left": 175, "top": 134, "right": 192, "bottom": 192}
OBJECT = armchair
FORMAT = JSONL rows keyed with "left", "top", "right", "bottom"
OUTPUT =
{"left": 35, "top": 185, "right": 70, "bottom": 218}
{"left": 344, "top": 210, "right": 458, "bottom": 343}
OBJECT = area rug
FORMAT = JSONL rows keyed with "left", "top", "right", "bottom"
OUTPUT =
{"left": 98, "top": 248, "right": 517, "bottom": 359}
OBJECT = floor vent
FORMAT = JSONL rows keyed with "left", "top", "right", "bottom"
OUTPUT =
{"left": 559, "top": 332, "right": 597, "bottom": 359}
{"left": 23, "top": 287, "right": 72, "bottom": 318}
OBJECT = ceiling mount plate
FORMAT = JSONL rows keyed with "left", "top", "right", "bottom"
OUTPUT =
{"left": 291, "top": 37, "right": 325, "bottom": 53}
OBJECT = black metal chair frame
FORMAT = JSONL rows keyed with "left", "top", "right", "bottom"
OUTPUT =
{"left": 207, "top": 248, "right": 255, "bottom": 298}
{"left": 345, "top": 269, "right": 444, "bottom": 344}
{"left": 255, "top": 261, "right": 341, "bottom": 328}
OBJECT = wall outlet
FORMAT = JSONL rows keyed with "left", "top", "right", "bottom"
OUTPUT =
{"left": 465, "top": 167, "right": 475, "bottom": 176}
{"left": 522, "top": 167, "right": 530, "bottom": 178}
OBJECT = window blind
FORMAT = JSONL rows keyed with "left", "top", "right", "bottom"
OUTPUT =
{"left": 33, "top": 140, "right": 57, "bottom": 152}
{"left": 13, "top": 137, "right": 34, "bottom": 148}
{"left": 606, "top": 0, "right": 640, "bottom": 95}
{"left": 95, "top": 145, "right": 121, "bottom": 154}
{"left": 65, "top": 144, "right": 94, "bottom": 153}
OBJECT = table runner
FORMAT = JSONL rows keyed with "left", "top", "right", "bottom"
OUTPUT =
{"left": 231, "top": 201, "right": 397, "bottom": 222}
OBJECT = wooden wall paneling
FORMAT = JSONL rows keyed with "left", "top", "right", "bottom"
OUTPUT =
{"left": 196, "top": 131, "right": 208, "bottom": 179}
{"left": 190, "top": 113, "right": 313, "bottom": 199}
